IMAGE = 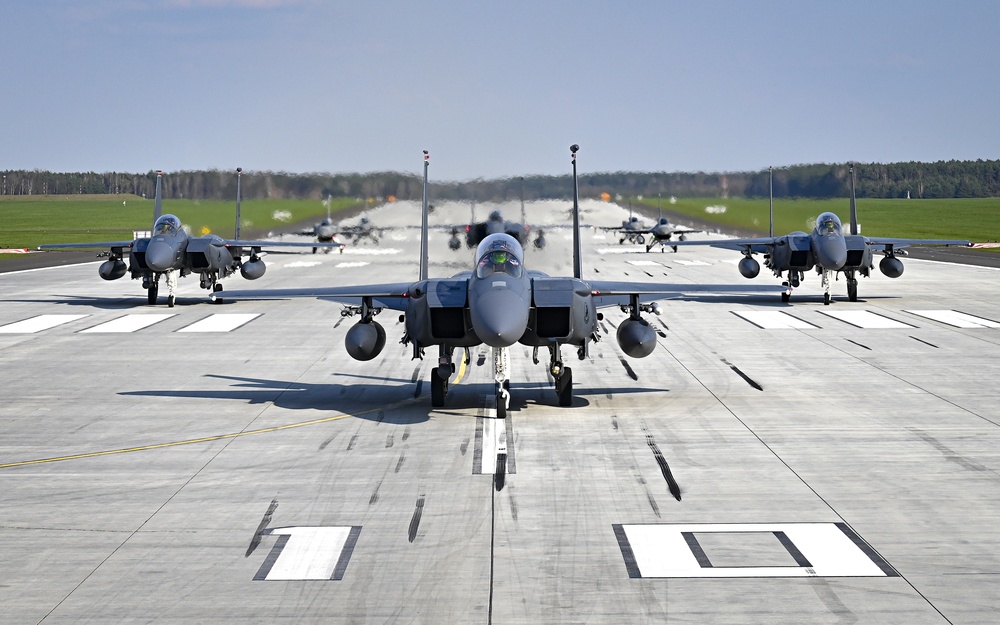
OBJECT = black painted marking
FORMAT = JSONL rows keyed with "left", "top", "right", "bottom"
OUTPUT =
{"left": 504, "top": 416, "right": 516, "bottom": 474}
{"left": 346, "top": 433, "right": 358, "bottom": 451}
{"left": 472, "top": 418, "right": 484, "bottom": 475}
{"left": 611, "top": 415, "right": 619, "bottom": 431}
{"left": 623, "top": 271, "right": 630, "bottom": 276}
{"left": 477, "top": 353, "right": 486, "bottom": 366}
{"left": 508, "top": 486, "right": 518, "bottom": 521}
{"left": 646, "top": 434, "right": 682, "bottom": 500}
{"left": 369, "top": 481, "right": 381, "bottom": 504}
{"left": 332, "top": 526, "right": 362, "bottom": 580}
{"left": 395, "top": 453, "right": 406, "bottom": 473}
{"left": 910, "top": 335, "right": 939, "bottom": 348}
{"left": 682, "top": 532, "right": 712, "bottom": 567}
{"left": 657, "top": 317, "right": 669, "bottom": 330}
{"left": 593, "top": 267, "right": 600, "bottom": 273}
{"left": 613, "top": 524, "right": 641, "bottom": 578}
{"left": 245, "top": 498, "right": 278, "bottom": 557}
{"left": 728, "top": 364, "right": 763, "bottom": 391}
{"left": 835, "top": 523, "right": 900, "bottom": 576}
{"left": 460, "top": 437, "right": 469, "bottom": 456}
{"left": 618, "top": 356, "right": 638, "bottom": 381}
{"left": 494, "top": 453, "right": 507, "bottom": 491}
{"left": 655, "top": 328, "right": 667, "bottom": 338}
{"left": 318, "top": 433, "right": 336, "bottom": 451}
{"left": 253, "top": 534, "right": 289, "bottom": 580}
{"left": 385, "top": 433, "right": 394, "bottom": 448}
{"left": 333, "top": 317, "right": 344, "bottom": 329}
{"left": 732, "top": 310, "right": 768, "bottom": 330}
{"left": 402, "top": 426, "right": 411, "bottom": 441}
{"left": 644, "top": 270, "right": 654, "bottom": 277}
{"left": 846, "top": 339, "right": 872, "bottom": 351}
{"left": 408, "top": 497, "right": 425, "bottom": 543}
{"left": 774, "top": 531, "right": 812, "bottom": 567}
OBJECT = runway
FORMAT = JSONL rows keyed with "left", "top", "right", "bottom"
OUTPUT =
{"left": 2, "top": 198, "right": 999, "bottom": 624}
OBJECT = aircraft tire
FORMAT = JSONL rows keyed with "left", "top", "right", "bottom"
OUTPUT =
{"left": 824, "top": 292, "right": 831, "bottom": 306}
{"left": 781, "top": 292, "right": 790, "bottom": 303}
{"left": 496, "top": 390, "right": 506, "bottom": 419}
{"left": 168, "top": 295, "right": 176, "bottom": 308}
{"left": 147, "top": 285, "right": 158, "bottom": 305}
{"left": 431, "top": 373, "right": 446, "bottom": 407}
{"left": 848, "top": 280, "right": 858, "bottom": 302}
{"left": 557, "top": 367, "right": 573, "bottom": 407}
{"left": 637, "top": 235, "right": 645, "bottom": 245}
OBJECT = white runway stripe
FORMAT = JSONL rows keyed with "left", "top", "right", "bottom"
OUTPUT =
{"left": 80, "top": 314, "right": 175, "bottom": 333}
{"left": 672, "top": 259, "right": 711, "bottom": 266}
{"left": 177, "top": 313, "right": 261, "bottom": 333}
{"left": 905, "top": 310, "right": 1000, "bottom": 328}
{"left": 0, "top": 314, "right": 88, "bottom": 334}
{"left": 733, "top": 311, "right": 818, "bottom": 329}
{"left": 819, "top": 310, "right": 914, "bottom": 329}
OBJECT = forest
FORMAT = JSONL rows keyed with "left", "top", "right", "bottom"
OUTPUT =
{"left": 2, "top": 159, "right": 998, "bottom": 202}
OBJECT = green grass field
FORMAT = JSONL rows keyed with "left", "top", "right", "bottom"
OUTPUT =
{"left": 637, "top": 196, "right": 1000, "bottom": 246}
{"left": 0, "top": 195, "right": 364, "bottom": 256}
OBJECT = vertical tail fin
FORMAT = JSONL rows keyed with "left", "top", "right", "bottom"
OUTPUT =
{"left": 419, "top": 150, "right": 430, "bottom": 281}
{"left": 153, "top": 171, "right": 163, "bottom": 225}
{"left": 848, "top": 163, "right": 859, "bottom": 236}
{"left": 768, "top": 166, "right": 774, "bottom": 238}
{"left": 570, "top": 144, "right": 583, "bottom": 280}
{"left": 519, "top": 176, "right": 526, "bottom": 225}
{"left": 235, "top": 167, "right": 243, "bottom": 240}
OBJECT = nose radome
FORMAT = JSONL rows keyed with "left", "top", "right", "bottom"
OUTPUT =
{"left": 471, "top": 290, "right": 529, "bottom": 347}
{"left": 818, "top": 236, "right": 847, "bottom": 270}
{"left": 145, "top": 239, "right": 176, "bottom": 272}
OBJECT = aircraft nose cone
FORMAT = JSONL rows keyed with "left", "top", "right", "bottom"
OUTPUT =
{"left": 471, "top": 289, "right": 529, "bottom": 347}
{"left": 145, "top": 239, "right": 176, "bottom": 272}
{"left": 818, "top": 236, "right": 847, "bottom": 270}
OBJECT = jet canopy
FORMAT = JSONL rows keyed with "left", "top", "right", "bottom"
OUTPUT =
{"left": 816, "top": 212, "right": 842, "bottom": 236}
{"left": 476, "top": 235, "right": 523, "bottom": 279}
{"left": 152, "top": 214, "right": 182, "bottom": 237}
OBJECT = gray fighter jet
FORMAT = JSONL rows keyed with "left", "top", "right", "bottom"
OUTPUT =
{"left": 603, "top": 204, "right": 701, "bottom": 252}
{"left": 38, "top": 169, "right": 342, "bottom": 307}
{"left": 299, "top": 203, "right": 346, "bottom": 254}
{"left": 218, "top": 147, "right": 781, "bottom": 416}
{"left": 674, "top": 165, "right": 970, "bottom": 304}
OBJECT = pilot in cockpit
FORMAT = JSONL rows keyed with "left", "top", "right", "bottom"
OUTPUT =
{"left": 477, "top": 248, "right": 522, "bottom": 279}
{"left": 153, "top": 215, "right": 181, "bottom": 237}
{"left": 818, "top": 215, "right": 841, "bottom": 236}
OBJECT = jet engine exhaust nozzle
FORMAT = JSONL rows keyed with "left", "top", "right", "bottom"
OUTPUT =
{"left": 345, "top": 321, "right": 387, "bottom": 361}
{"left": 617, "top": 317, "right": 657, "bottom": 358}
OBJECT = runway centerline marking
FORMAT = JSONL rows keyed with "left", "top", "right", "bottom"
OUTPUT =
{"left": 0, "top": 314, "right": 88, "bottom": 333}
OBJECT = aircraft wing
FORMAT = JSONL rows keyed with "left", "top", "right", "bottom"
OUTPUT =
{"left": 38, "top": 240, "right": 136, "bottom": 250}
{"left": 671, "top": 236, "right": 780, "bottom": 253}
{"left": 222, "top": 239, "right": 344, "bottom": 251}
{"left": 864, "top": 237, "right": 970, "bottom": 250}
{"left": 587, "top": 280, "right": 785, "bottom": 308}
{"left": 212, "top": 282, "right": 414, "bottom": 310}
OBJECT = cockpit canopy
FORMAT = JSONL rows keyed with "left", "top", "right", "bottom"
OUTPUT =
{"left": 152, "top": 214, "right": 182, "bottom": 237}
{"left": 816, "top": 212, "right": 842, "bottom": 236}
{"left": 476, "top": 236, "right": 523, "bottom": 279}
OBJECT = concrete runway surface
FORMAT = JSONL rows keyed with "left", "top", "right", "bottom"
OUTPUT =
{"left": 2, "top": 198, "right": 998, "bottom": 624}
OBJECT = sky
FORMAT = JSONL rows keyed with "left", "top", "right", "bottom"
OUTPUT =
{"left": 3, "top": 1, "right": 999, "bottom": 181}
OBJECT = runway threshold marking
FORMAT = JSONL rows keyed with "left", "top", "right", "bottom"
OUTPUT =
{"left": 904, "top": 309, "right": 1000, "bottom": 328}
{"left": 732, "top": 310, "right": 818, "bottom": 329}
{"left": 0, "top": 314, "right": 88, "bottom": 333}
{"left": 0, "top": 400, "right": 412, "bottom": 469}
{"left": 80, "top": 314, "right": 175, "bottom": 333}
{"left": 819, "top": 310, "right": 914, "bottom": 329}
{"left": 177, "top": 313, "right": 261, "bottom": 333}
{"left": 614, "top": 523, "right": 898, "bottom": 578}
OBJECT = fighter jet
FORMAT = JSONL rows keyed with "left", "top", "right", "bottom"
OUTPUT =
{"left": 299, "top": 201, "right": 347, "bottom": 254}
{"left": 603, "top": 204, "right": 702, "bottom": 252}
{"left": 448, "top": 190, "right": 545, "bottom": 251}
{"left": 673, "top": 165, "right": 971, "bottom": 304}
{"left": 339, "top": 216, "right": 382, "bottom": 245}
{"left": 38, "top": 169, "right": 342, "bottom": 307}
{"left": 218, "top": 147, "right": 781, "bottom": 416}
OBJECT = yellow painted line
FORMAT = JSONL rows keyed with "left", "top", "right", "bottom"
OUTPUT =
{"left": 0, "top": 401, "right": 409, "bottom": 469}
{"left": 452, "top": 354, "right": 469, "bottom": 385}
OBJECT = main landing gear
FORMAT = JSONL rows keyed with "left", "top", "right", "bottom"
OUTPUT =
{"left": 143, "top": 272, "right": 175, "bottom": 306}
{"left": 430, "top": 346, "right": 469, "bottom": 409}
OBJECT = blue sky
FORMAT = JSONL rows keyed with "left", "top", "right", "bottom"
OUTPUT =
{"left": 2, "top": 1, "right": 998, "bottom": 181}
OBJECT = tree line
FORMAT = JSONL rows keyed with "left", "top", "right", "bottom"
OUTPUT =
{"left": 2, "top": 159, "right": 999, "bottom": 201}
